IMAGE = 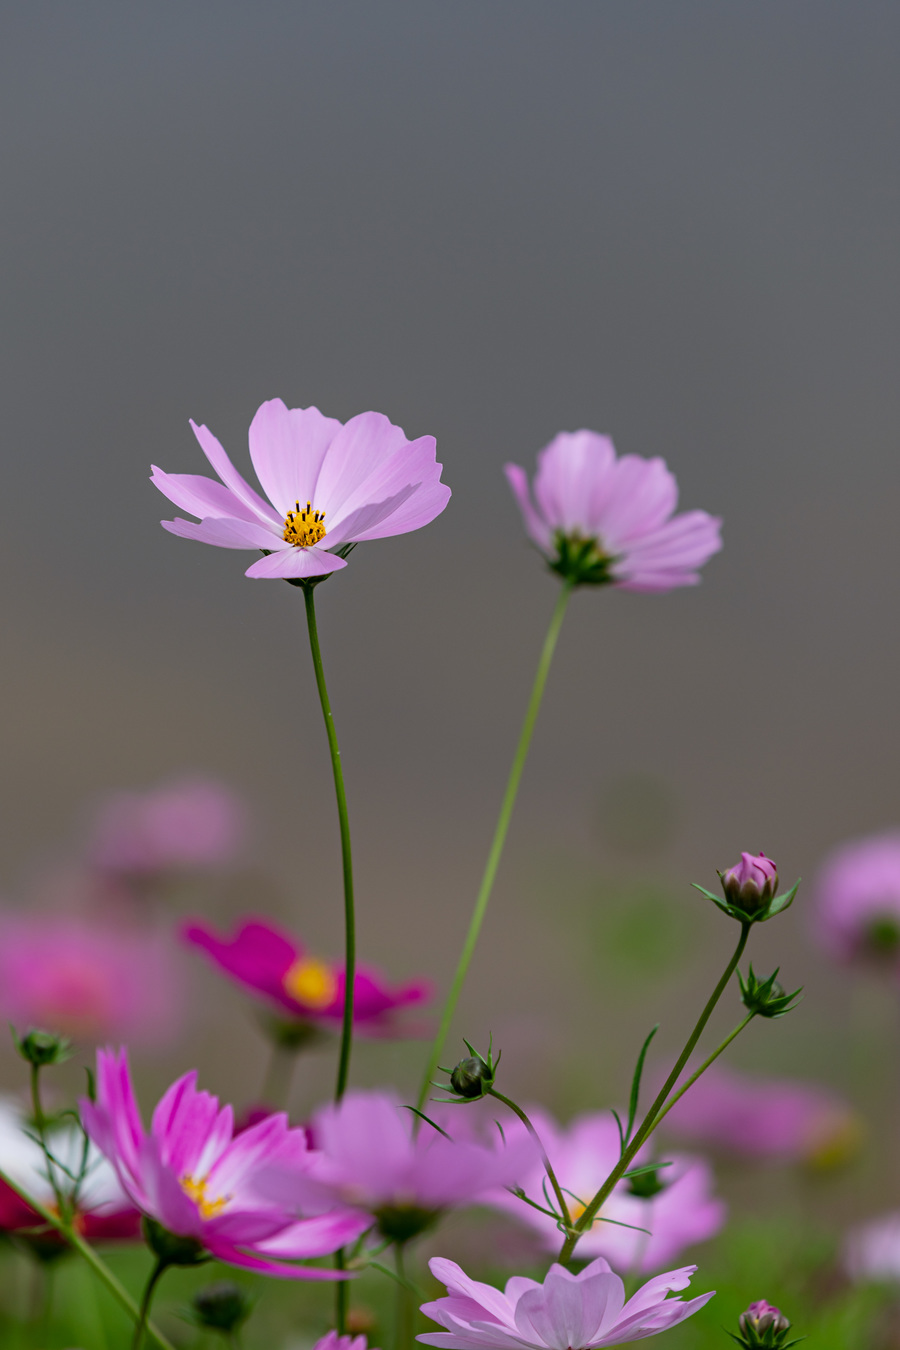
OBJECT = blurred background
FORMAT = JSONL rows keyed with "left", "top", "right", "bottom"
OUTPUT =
{"left": 1, "top": 3, "right": 899, "bottom": 1344}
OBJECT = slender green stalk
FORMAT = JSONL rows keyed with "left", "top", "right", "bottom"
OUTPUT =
{"left": 395, "top": 1243, "right": 413, "bottom": 1350}
{"left": 417, "top": 582, "right": 574, "bottom": 1111}
{"left": 132, "top": 1258, "right": 168, "bottom": 1350}
{"left": 335, "top": 1247, "right": 348, "bottom": 1335}
{"left": 651, "top": 1012, "right": 756, "bottom": 1131}
{"left": 303, "top": 582, "right": 356, "bottom": 1101}
{"left": 30, "top": 1065, "right": 65, "bottom": 1214}
{"left": 558, "top": 922, "right": 751, "bottom": 1264}
{"left": 0, "top": 1167, "right": 176, "bottom": 1350}
{"left": 488, "top": 1089, "right": 571, "bottom": 1227}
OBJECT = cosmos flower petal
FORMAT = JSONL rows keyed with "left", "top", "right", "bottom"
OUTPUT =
{"left": 244, "top": 545, "right": 348, "bottom": 579}
{"left": 162, "top": 516, "right": 284, "bottom": 550}
{"left": 504, "top": 465, "right": 553, "bottom": 552}
{"left": 314, "top": 412, "right": 419, "bottom": 516}
{"left": 189, "top": 420, "right": 281, "bottom": 525}
{"left": 248, "top": 399, "right": 343, "bottom": 516}
{"left": 150, "top": 467, "right": 266, "bottom": 524}
{"left": 534, "top": 431, "right": 618, "bottom": 537}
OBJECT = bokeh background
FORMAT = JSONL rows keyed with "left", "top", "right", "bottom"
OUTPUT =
{"left": 1, "top": 3, "right": 900, "bottom": 1344}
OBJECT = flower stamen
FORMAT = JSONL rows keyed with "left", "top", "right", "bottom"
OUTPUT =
{"left": 181, "top": 1173, "right": 230, "bottom": 1219}
{"left": 283, "top": 957, "right": 338, "bottom": 1009}
{"left": 283, "top": 501, "right": 327, "bottom": 548}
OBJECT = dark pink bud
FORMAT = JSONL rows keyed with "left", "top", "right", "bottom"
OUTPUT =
{"left": 739, "top": 1300, "right": 790, "bottom": 1336}
{"left": 722, "top": 852, "right": 778, "bottom": 914}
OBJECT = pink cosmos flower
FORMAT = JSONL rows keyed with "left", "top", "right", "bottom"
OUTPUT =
{"left": 488, "top": 1109, "right": 724, "bottom": 1273}
{"left": 152, "top": 398, "right": 451, "bottom": 581}
{"left": 505, "top": 432, "right": 721, "bottom": 591}
{"left": 812, "top": 832, "right": 900, "bottom": 965}
{"left": 182, "top": 918, "right": 430, "bottom": 1037}
{"left": 0, "top": 912, "right": 183, "bottom": 1046}
{"left": 314, "top": 1336, "right": 379, "bottom": 1350}
{"left": 418, "top": 1256, "right": 714, "bottom": 1349}
{"left": 845, "top": 1213, "right": 900, "bottom": 1283}
{"left": 660, "top": 1065, "right": 861, "bottom": 1167}
{"left": 0, "top": 1096, "right": 139, "bottom": 1246}
{"left": 88, "top": 776, "right": 246, "bottom": 878}
{"left": 80, "top": 1048, "right": 368, "bottom": 1277}
{"left": 285, "top": 1090, "right": 532, "bottom": 1243}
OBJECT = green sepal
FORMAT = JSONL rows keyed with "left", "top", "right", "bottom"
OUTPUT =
{"left": 693, "top": 878, "right": 801, "bottom": 925}
{"left": 738, "top": 965, "right": 803, "bottom": 1019}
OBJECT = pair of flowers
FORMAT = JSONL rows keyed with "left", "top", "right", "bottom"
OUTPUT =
{"left": 77, "top": 1049, "right": 712, "bottom": 1347}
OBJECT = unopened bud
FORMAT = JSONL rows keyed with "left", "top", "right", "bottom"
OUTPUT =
{"left": 626, "top": 1164, "right": 667, "bottom": 1199}
{"left": 450, "top": 1056, "right": 494, "bottom": 1099}
{"left": 734, "top": 1300, "right": 794, "bottom": 1348}
{"left": 722, "top": 854, "right": 779, "bottom": 915}
{"left": 13, "top": 1028, "right": 72, "bottom": 1068}
{"left": 191, "top": 1281, "right": 252, "bottom": 1333}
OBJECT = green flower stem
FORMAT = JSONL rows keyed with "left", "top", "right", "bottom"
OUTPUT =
{"left": 651, "top": 1012, "right": 757, "bottom": 1132}
{"left": 558, "top": 921, "right": 751, "bottom": 1265}
{"left": 302, "top": 582, "right": 356, "bottom": 1103}
{"left": 395, "top": 1243, "right": 414, "bottom": 1350}
{"left": 0, "top": 1167, "right": 176, "bottom": 1350}
{"left": 30, "top": 1065, "right": 65, "bottom": 1215}
{"left": 132, "top": 1258, "right": 168, "bottom": 1350}
{"left": 487, "top": 1088, "right": 571, "bottom": 1228}
{"left": 335, "top": 1247, "right": 348, "bottom": 1335}
{"left": 417, "top": 581, "right": 574, "bottom": 1112}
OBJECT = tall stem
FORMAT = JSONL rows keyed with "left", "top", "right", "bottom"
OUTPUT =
{"left": 302, "top": 582, "right": 356, "bottom": 1103}
{"left": 395, "top": 1243, "right": 413, "bottom": 1350}
{"left": 417, "top": 582, "right": 573, "bottom": 1111}
{"left": 651, "top": 1012, "right": 756, "bottom": 1131}
{"left": 0, "top": 1167, "right": 176, "bottom": 1350}
{"left": 488, "top": 1089, "right": 571, "bottom": 1227}
{"left": 132, "top": 1258, "right": 168, "bottom": 1350}
{"left": 558, "top": 922, "right": 751, "bottom": 1264}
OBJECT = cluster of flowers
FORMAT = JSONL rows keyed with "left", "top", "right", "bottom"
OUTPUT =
{"left": 5, "top": 395, "right": 892, "bottom": 1349}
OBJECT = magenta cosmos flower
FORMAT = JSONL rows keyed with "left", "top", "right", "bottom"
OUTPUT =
{"left": 505, "top": 431, "right": 721, "bottom": 591}
{"left": 314, "top": 1336, "right": 379, "bottom": 1350}
{"left": 152, "top": 398, "right": 451, "bottom": 580}
{"left": 489, "top": 1108, "right": 724, "bottom": 1273}
{"left": 418, "top": 1256, "right": 713, "bottom": 1349}
{"left": 182, "top": 918, "right": 429, "bottom": 1037}
{"left": 661, "top": 1065, "right": 861, "bottom": 1168}
{"left": 280, "top": 1090, "right": 531, "bottom": 1244}
{"left": 0, "top": 912, "right": 183, "bottom": 1046}
{"left": 80, "top": 1049, "right": 367, "bottom": 1276}
{"left": 88, "top": 777, "right": 246, "bottom": 878}
{"left": 812, "top": 832, "right": 900, "bottom": 965}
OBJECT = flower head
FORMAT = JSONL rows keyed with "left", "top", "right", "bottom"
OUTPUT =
{"left": 505, "top": 432, "right": 721, "bottom": 591}
{"left": 661, "top": 1066, "right": 861, "bottom": 1168}
{"left": 0, "top": 1096, "right": 139, "bottom": 1247}
{"left": 152, "top": 398, "right": 450, "bottom": 581}
{"left": 301, "top": 1090, "right": 531, "bottom": 1243}
{"left": 88, "top": 777, "right": 246, "bottom": 878}
{"left": 812, "top": 832, "right": 900, "bottom": 966}
{"left": 489, "top": 1108, "right": 724, "bottom": 1273}
{"left": 721, "top": 854, "right": 779, "bottom": 915}
{"left": 0, "top": 912, "right": 183, "bottom": 1046}
{"left": 182, "top": 918, "right": 429, "bottom": 1038}
{"left": 845, "top": 1212, "right": 900, "bottom": 1283}
{"left": 79, "top": 1048, "right": 367, "bottom": 1277}
{"left": 418, "top": 1256, "right": 713, "bottom": 1349}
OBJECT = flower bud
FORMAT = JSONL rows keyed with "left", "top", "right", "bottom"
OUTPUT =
{"left": 626, "top": 1164, "right": 667, "bottom": 1199}
{"left": 191, "top": 1281, "right": 253, "bottom": 1333}
{"left": 142, "top": 1216, "right": 208, "bottom": 1267}
{"left": 450, "top": 1055, "right": 494, "bottom": 1099}
{"left": 722, "top": 854, "right": 778, "bottom": 915}
{"left": 733, "top": 1300, "right": 795, "bottom": 1348}
{"left": 12, "top": 1028, "right": 72, "bottom": 1068}
{"left": 738, "top": 965, "right": 803, "bottom": 1019}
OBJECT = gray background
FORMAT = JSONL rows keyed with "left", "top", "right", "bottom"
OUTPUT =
{"left": 1, "top": 3, "right": 898, "bottom": 1132}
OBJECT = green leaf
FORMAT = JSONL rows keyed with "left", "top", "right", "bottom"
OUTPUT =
{"left": 626, "top": 1025, "right": 659, "bottom": 1141}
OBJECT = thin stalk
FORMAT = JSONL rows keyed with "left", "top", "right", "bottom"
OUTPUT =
{"left": 0, "top": 1167, "right": 176, "bottom": 1350}
{"left": 417, "top": 582, "right": 574, "bottom": 1111}
{"left": 30, "top": 1065, "right": 65, "bottom": 1214}
{"left": 335, "top": 1247, "right": 348, "bottom": 1334}
{"left": 558, "top": 921, "right": 751, "bottom": 1264}
{"left": 303, "top": 582, "right": 356, "bottom": 1101}
{"left": 651, "top": 1012, "right": 756, "bottom": 1131}
{"left": 395, "top": 1243, "right": 413, "bottom": 1350}
{"left": 488, "top": 1088, "right": 571, "bottom": 1227}
{"left": 132, "top": 1258, "right": 168, "bottom": 1350}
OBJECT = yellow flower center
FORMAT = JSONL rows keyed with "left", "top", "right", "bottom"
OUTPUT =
{"left": 181, "top": 1173, "right": 229, "bottom": 1220}
{"left": 283, "top": 957, "right": 338, "bottom": 1009}
{"left": 283, "top": 501, "right": 327, "bottom": 547}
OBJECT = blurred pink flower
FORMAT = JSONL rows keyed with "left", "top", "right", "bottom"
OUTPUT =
{"left": 489, "top": 1108, "right": 724, "bottom": 1274}
{"left": 289, "top": 1089, "right": 531, "bottom": 1242}
{"left": 418, "top": 1256, "right": 714, "bottom": 1349}
{"left": 80, "top": 1048, "right": 368, "bottom": 1277}
{"left": 182, "top": 918, "right": 430, "bottom": 1037}
{"left": 505, "top": 432, "right": 721, "bottom": 591}
{"left": 845, "top": 1213, "right": 900, "bottom": 1283}
{"left": 660, "top": 1065, "right": 861, "bottom": 1167}
{"left": 0, "top": 1096, "right": 139, "bottom": 1245}
{"left": 314, "top": 1336, "right": 378, "bottom": 1350}
{"left": 812, "top": 832, "right": 900, "bottom": 965}
{"left": 0, "top": 913, "right": 183, "bottom": 1046}
{"left": 88, "top": 776, "right": 246, "bottom": 878}
{"left": 152, "top": 397, "right": 451, "bottom": 581}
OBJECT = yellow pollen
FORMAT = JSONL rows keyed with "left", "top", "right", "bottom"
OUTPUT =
{"left": 283, "top": 500, "right": 327, "bottom": 547}
{"left": 181, "top": 1173, "right": 229, "bottom": 1219}
{"left": 284, "top": 957, "right": 338, "bottom": 1009}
